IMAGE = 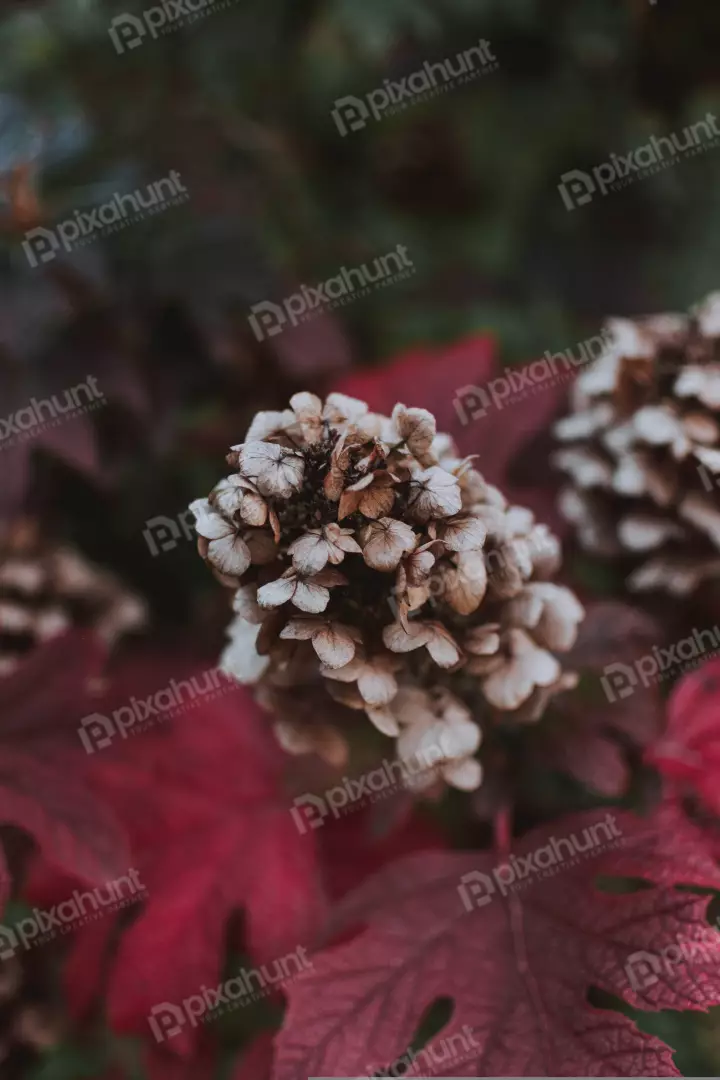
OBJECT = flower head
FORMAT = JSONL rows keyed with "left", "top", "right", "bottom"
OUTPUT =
{"left": 192, "top": 392, "right": 584, "bottom": 794}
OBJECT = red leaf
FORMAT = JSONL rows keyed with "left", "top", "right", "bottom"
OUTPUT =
{"left": 274, "top": 806, "right": 720, "bottom": 1079}
{"left": 0, "top": 631, "right": 129, "bottom": 883}
{"left": 70, "top": 649, "right": 325, "bottom": 1046}
{"left": 646, "top": 656, "right": 720, "bottom": 815}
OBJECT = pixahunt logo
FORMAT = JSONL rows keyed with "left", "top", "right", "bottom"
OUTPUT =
{"left": 79, "top": 667, "right": 232, "bottom": 753}
{"left": 364, "top": 1025, "right": 480, "bottom": 1078}
{"left": 148, "top": 945, "right": 311, "bottom": 1042}
{"left": 453, "top": 329, "right": 612, "bottom": 424}
{"left": 558, "top": 112, "right": 720, "bottom": 209}
{"left": 0, "top": 869, "right": 145, "bottom": 958}
{"left": 625, "top": 928, "right": 720, "bottom": 991}
{"left": 22, "top": 171, "right": 188, "bottom": 266}
{"left": 458, "top": 814, "right": 622, "bottom": 910}
{"left": 143, "top": 508, "right": 195, "bottom": 557}
{"left": 249, "top": 245, "right": 414, "bottom": 341}
{"left": 291, "top": 742, "right": 453, "bottom": 834}
{"left": 601, "top": 625, "right": 720, "bottom": 703}
{"left": 332, "top": 38, "right": 497, "bottom": 135}
{"left": 109, "top": 0, "right": 236, "bottom": 53}
{"left": 0, "top": 376, "right": 104, "bottom": 450}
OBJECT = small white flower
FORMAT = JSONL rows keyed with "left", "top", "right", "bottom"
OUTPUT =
{"left": 190, "top": 498, "right": 251, "bottom": 578}
{"left": 407, "top": 466, "right": 462, "bottom": 522}
{"left": 360, "top": 518, "right": 417, "bottom": 572}
{"left": 257, "top": 567, "right": 346, "bottom": 614}
{"left": 382, "top": 619, "right": 461, "bottom": 668}
{"left": 288, "top": 525, "right": 361, "bottom": 574}
{"left": 280, "top": 616, "right": 359, "bottom": 668}
{"left": 237, "top": 441, "right": 305, "bottom": 498}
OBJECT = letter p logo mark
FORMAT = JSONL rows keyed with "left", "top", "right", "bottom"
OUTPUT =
{"left": 109, "top": 13, "right": 147, "bottom": 53}
{"left": 331, "top": 96, "right": 371, "bottom": 136}
{"left": 22, "top": 227, "right": 60, "bottom": 268}
{"left": 600, "top": 662, "right": 638, "bottom": 703}
{"left": 558, "top": 169, "right": 596, "bottom": 211}
{"left": 78, "top": 713, "right": 115, "bottom": 754}
{"left": 148, "top": 1002, "right": 186, "bottom": 1043}
{"left": 625, "top": 949, "right": 662, "bottom": 992}
{"left": 458, "top": 870, "right": 496, "bottom": 912}
{"left": 290, "top": 794, "right": 328, "bottom": 835}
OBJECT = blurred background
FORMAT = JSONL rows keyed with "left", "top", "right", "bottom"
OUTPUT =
{"left": 2, "top": 0, "right": 720, "bottom": 1075}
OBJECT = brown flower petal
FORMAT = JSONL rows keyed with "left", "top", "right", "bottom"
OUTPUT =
{"left": 293, "top": 579, "right": 332, "bottom": 614}
{"left": 361, "top": 518, "right": 417, "bottom": 572}
{"left": 257, "top": 575, "right": 297, "bottom": 609}
{"left": 357, "top": 661, "right": 397, "bottom": 707}
{"left": 425, "top": 624, "right": 461, "bottom": 668}
{"left": 437, "top": 513, "right": 487, "bottom": 552}
{"left": 382, "top": 620, "right": 432, "bottom": 653}
{"left": 279, "top": 617, "right": 320, "bottom": 641}
{"left": 238, "top": 441, "right": 305, "bottom": 498}
{"left": 291, "top": 391, "right": 324, "bottom": 444}
{"left": 312, "top": 624, "right": 357, "bottom": 668}
{"left": 442, "top": 551, "right": 487, "bottom": 615}
{"left": 288, "top": 531, "right": 332, "bottom": 574}
{"left": 392, "top": 403, "right": 436, "bottom": 458}
{"left": 407, "top": 466, "right": 462, "bottom": 522}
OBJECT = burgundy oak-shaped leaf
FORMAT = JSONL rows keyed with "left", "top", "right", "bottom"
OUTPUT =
{"left": 274, "top": 805, "right": 720, "bottom": 1079}
{"left": 0, "top": 630, "right": 129, "bottom": 888}
{"left": 56, "top": 650, "right": 325, "bottom": 1051}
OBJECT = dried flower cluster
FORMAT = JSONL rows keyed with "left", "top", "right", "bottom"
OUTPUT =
{"left": 0, "top": 519, "right": 147, "bottom": 677}
{"left": 191, "top": 393, "right": 584, "bottom": 791}
{"left": 554, "top": 292, "right": 720, "bottom": 595}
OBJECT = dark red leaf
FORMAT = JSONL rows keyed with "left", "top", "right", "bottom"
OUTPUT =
{"left": 0, "top": 631, "right": 129, "bottom": 883}
{"left": 61, "top": 649, "right": 326, "bottom": 1048}
{"left": 274, "top": 805, "right": 720, "bottom": 1079}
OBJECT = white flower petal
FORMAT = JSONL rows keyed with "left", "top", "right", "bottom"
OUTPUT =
{"left": 280, "top": 617, "right": 321, "bottom": 641}
{"left": 382, "top": 621, "right": 432, "bottom": 653}
{"left": 361, "top": 518, "right": 417, "bottom": 572}
{"left": 288, "top": 533, "right": 330, "bottom": 574}
{"left": 426, "top": 626, "right": 461, "bottom": 668}
{"left": 312, "top": 624, "right": 356, "bottom": 668}
{"left": 239, "top": 441, "right": 305, "bottom": 498}
{"left": 246, "top": 410, "right": 295, "bottom": 440}
{"left": 442, "top": 757, "right": 483, "bottom": 791}
{"left": 357, "top": 665, "right": 397, "bottom": 707}
{"left": 257, "top": 576, "right": 297, "bottom": 609}
{"left": 207, "top": 532, "right": 252, "bottom": 577}
{"left": 190, "top": 499, "right": 232, "bottom": 541}
{"left": 293, "top": 580, "right": 330, "bottom": 613}
{"left": 407, "top": 467, "right": 462, "bottom": 522}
